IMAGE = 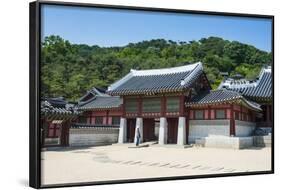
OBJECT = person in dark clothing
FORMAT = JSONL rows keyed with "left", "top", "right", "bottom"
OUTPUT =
{"left": 136, "top": 127, "right": 141, "bottom": 146}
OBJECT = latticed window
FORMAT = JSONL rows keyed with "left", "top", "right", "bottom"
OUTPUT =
{"left": 125, "top": 98, "right": 138, "bottom": 113}
{"left": 95, "top": 116, "right": 103, "bottom": 124}
{"left": 112, "top": 116, "right": 120, "bottom": 125}
{"left": 194, "top": 110, "right": 204, "bottom": 119}
{"left": 166, "top": 97, "right": 180, "bottom": 112}
{"left": 142, "top": 98, "right": 161, "bottom": 112}
{"left": 216, "top": 109, "right": 225, "bottom": 119}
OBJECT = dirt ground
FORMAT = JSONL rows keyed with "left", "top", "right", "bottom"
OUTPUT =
{"left": 41, "top": 144, "right": 271, "bottom": 185}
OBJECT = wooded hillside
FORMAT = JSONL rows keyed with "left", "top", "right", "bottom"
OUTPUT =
{"left": 41, "top": 35, "right": 272, "bottom": 101}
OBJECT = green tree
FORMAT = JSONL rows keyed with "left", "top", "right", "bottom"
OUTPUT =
{"left": 41, "top": 35, "right": 272, "bottom": 101}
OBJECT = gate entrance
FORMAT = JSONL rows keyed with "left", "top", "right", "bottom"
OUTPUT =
{"left": 143, "top": 118, "right": 157, "bottom": 142}
{"left": 167, "top": 118, "right": 178, "bottom": 144}
{"left": 126, "top": 118, "right": 136, "bottom": 142}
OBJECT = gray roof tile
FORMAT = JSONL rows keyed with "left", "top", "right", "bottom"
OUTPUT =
{"left": 187, "top": 89, "right": 261, "bottom": 111}
{"left": 107, "top": 62, "right": 204, "bottom": 95}
{"left": 41, "top": 99, "right": 79, "bottom": 119}
{"left": 224, "top": 68, "right": 272, "bottom": 101}
{"left": 79, "top": 96, "right": 122, "bottom": 110}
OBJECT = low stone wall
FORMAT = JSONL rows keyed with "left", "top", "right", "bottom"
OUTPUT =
{"left": 235, "top": 120, "right": 255, "bottom": 137}
{"left": 44, "top": 137, "right": 60, "bottom": 146}
{"left": 196, "top": 135, "right": 253, "bottom": 149}
{"left": 188, "top": 120, "right": 230, "bottom": 143}
{"left": 69, "top": 127, "right": 119, "bottom": 147}
{"left": 253, "top": 135, "right": 272, "bottom": 147}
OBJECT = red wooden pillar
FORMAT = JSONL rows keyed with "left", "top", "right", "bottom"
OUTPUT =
{"left": 138, "top": 96, "right": 142, "bottom": 117}
{"left": 208, "top": 106, "right": 211, "bottom": 119}
{"left": 122, "top": 96, "right": 126, "bottom": 118}
{"left": 61, "top": 120, "right": 70, "bottom": 146}
{"left": 179, "top": 95, "right": 185, "bottom": 117}
{"left": 230, "top": 104, "right": 235, "bottom": 136}
{"left": 161, "top": 96, "right": 166, "bottom": 117}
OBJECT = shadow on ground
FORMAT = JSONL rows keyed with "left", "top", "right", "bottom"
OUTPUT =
{"left": 42, "top": 144, "right": 113, "bottom": 152}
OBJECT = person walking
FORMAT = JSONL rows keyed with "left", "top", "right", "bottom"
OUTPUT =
{"left": 136, "top": 127, "right": 141, "bottom": 146}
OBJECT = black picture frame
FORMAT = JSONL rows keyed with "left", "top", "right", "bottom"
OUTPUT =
{"left": 29, "top": 1, "right": 274, "bottom": 188}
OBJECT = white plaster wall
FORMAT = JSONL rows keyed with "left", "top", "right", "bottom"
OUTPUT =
{"left": 69, "top": 127, "right": 119, "bottom": 147}
{"left": 235, "top": 120, "right": 255, "bottom": 137}
{"left": 200, "top": 136, "right": 253, "bottom": 149}
{"left": 188, "top": 120, "right": 230, "bottom": 143}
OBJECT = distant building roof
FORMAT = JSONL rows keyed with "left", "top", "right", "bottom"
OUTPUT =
{"left": 218, "top": 78, "right": 256, "bottom": 89}
{"left": 219, "top": 67, "right": 272, "bottom": 102}
{"left": 41, "top": 97, "right": 79, "bottom": 119}
{"left": 78, "top": 87, "right": 109, "bottom": 103}
{"left": 107, "top": 62, "right": 206, "bottom": 96}
{"left": 186, "top": 89, "right": 261, "bottom": 111}
{"left": 233, "top": 73, "right": 244, "bottom": 79}
{"left": 43, "top": 97, "right": 67, "bottom": 108}
{"left": 78, "top": 96, "right": 122, "bottom": 111}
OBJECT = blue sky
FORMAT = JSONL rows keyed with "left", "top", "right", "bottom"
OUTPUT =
{"left": 41, "top": 5, "right": 272, "bottom": 52}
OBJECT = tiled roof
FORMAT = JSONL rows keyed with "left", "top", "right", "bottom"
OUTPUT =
{"left": 107, "top": 62, "right": 204, "bottom": 95}
{"left": 41, "top": 98, "right": 79, "bottom": 119}
{"left": 186, "top": 89, "right": 262, "bottom": 111}
{"left": 79, "top": 96, "right": 122, "bottom": 110}
{"left": 220, "top": 67, "right": 272, "bottom": 101}
{"left": 78, "top": 87, "right": 109, "bottom": 102}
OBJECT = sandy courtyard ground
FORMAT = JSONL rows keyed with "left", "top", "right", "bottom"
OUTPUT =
{"left": 41, "top": 145, "right": 271, "bottom": 185}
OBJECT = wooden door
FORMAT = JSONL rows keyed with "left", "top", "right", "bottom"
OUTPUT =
{"left": 126, "top": 118, "right": 136, "bottom": 142}
{"left": 143, "top": 118, "right": 156, "bottom": 142}
{"left": 167, "top": 118, "right": 178, "bottom": 144}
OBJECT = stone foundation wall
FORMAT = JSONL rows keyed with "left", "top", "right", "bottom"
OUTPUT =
{"left": 235, "top": 120, "right": 255, "bottom": 137}
{"left": 69, "top": 127, "right": 119, "bottom": 147}
{"left": 196, "top": 135, "right": 253, "bottom": 149}
{"left": 44, "top": 137, "right": 60, "bottom": 145}
{"left": 253, "top": 135, "right": 272, "bottom": 147}
{"left": 188, "top": 120, "right": 230, "bottom": 143}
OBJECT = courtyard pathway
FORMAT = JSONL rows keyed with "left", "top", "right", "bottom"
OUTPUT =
{"left": 41, "top": 145, "right": 271, "bottom": 185}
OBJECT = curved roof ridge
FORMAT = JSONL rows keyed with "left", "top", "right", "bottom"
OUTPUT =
{"left": 107, "top": 62, "right": 206, "bottom": 95}
{"left": 131, "top": 62, "right": 201, "bottom": 76}
{"left": 186, "top": 89, "right": 261, "bottom": 111}
{"left": 181, "top": 63, "right": 203, "bottom": 86}
{"left": 218, "top": 67, "right": 272, "bottom": 101}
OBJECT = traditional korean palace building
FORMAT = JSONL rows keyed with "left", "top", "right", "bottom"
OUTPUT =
{"left": 105, "top": 62, "right": 266, "bottom": 145}
{"left": 219, "top": 66, "right": 272, "bottom": 129}
{"left": 41, "top": 62, "right": 272, "bottom": 147}
{"left": 77, "top": 87, "right": 123, "bottom": 127}
{"left": 41, "top": 97, "right": 79, "bottom": 147}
